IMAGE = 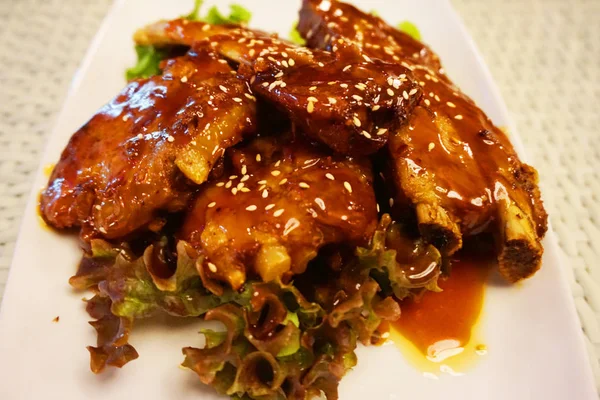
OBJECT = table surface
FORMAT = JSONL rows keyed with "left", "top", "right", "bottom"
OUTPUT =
{"left": 1, "top": 0, "right": 599, "bottom": 389}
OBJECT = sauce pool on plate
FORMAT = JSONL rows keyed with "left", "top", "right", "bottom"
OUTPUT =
{"left": 391, "top": 251, "right": 493, "bottom": 376}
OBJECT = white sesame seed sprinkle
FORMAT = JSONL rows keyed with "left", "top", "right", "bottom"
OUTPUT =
{"left": 361, "top": 130, "right": 372, "bottom": 139}
{"left": 315, "top": 198, "right": 326, "bottom": 210}
{"left": 208, "top": 202, "right": 216, "bottom": 208}
{"left": 387, "top": 88, "right": 395, "bottom": 96}
{"left": 256, "top": 154, "right": 262, "bottom": 162}
{"left": 262, "top": 189, "right": 268, "bottom": 198}
{"left": 180, "top": 76, "right": 188, "bottom": 83}
{"left": 428, "top": 142, "right": 436, "bottom": 151}
{"left": 207, "top": 262, "right": 217, "bottom": 273}
{"left": 273, "top": 209, "right": 285, "bottom": 217}
{"left": 219, "top": 85, "right": 228, "bottom": 93}
{"left": 233, "top": 97, "right": 242, "bottom": 103}
{"left": 326, "top": 173, "right": 335, "bottom": 180}
{"left": 455, "top": 114, "right": 464, "bottom": 120}
{"left": 216, "top": 182, "right": 225, "bottom": 187}
{"left": 167, "top": 135, "right": 175, "bottom": 143}
{"left": 341, "top": 215, "right": 348, "bottom": 221}
{"left": 265, "top": 204, "right": 275, "bottom": 210}
{"left": 299, "top": 182, "right": 310, "bottom": 188}
{"left": 409, "top": 88, "right": 418, "bottom": 96}
{"left": 447, "top": 101, "right": 456, "bottom": 108}
{"left": 271, "top": 170, "right": 281, "bottom": 176}
{"left": 258, "top": 180, "right": 267, "bottom": 185}
{"left": 279, "top": 178, "right": 288, "bottom": 185}
{"left": 246, "top": 205, "right": 257, "bottom": 211}
{"left": 353, "top": 116, "right": 362, "bottom": 127}
{"left": 344, "top": 181, "right": 352, "bottom": 193}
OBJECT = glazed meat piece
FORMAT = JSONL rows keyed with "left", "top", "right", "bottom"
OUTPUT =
{"left": 134, "top": 20, "right": 421, "bottom": 155}
{"left": 299, "top": 0, "right": 442, "bottom": 71}
{"left": 299, "top": 0, "right": 548, "bottom": 281}
{"left": 180, "top": 135, "right": 378, "bottom": 290}
{"left": 40, "top": 48, "right": 256, "bottom": 239}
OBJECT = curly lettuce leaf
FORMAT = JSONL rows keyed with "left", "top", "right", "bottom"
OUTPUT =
{"left": 398, "top": 20, "right": 422, "bottom": 40}
{"left": 126, "top": 1, "right": 251, "bottom": 81}
{"left": 125, "top": 45, "right": 168, "bottom": 81}
{"left": 289, "top": 23, "right": 306, "bottom": 45}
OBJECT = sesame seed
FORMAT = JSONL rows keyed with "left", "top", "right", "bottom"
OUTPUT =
{"left": 377, "top": 128, "right": 388, "bottom": 136}
{"left": 428, "top": 142, "right": 435, "bottom": 151}
{"left": 202, "top": 24, "right": 210, "bottom": 31}
{"left": 393, "top": 79, "right": 401, "bottom": 89}
{"left": 402, "top": 90, "right": 409, "bottom": 100}
{"left": 326, "top": 173, "right": 335, "bottom": 180}
{"left": 237, "top": 182, "right": 244, "bottom": 190}
{"left": 265, "top": 204, "right": 275, "bottom": 210}
{"left": 340, "top": 83, "right": 349, "bottom": 88}
{"left": 241, "top": 188, "right": 250, "bottom": 192}
{"left": 309, "top": 86, "right": 317, "bottom": 91}
{"left": 361, "top": 130, "right": 372, "bottom": 139}
{"left": 229, "top": 175, "right": 238, "bottom": 180}
{"left": 262, "top": 82, "right": 269, "bottom": 87}
{"left": 241, "top": 165, "right": 247, "bottom": 175}
{"left": 219, "top": 85, "right": 228, "bottom": 93}
{"left": 136, "top": 133, "right": 143, "bottom": 139}
{"left": 328, "top": 97, "right": 337, "bottom": 104}
{"left": 180, "top": 76, "right": 188, "bottom": 83}
{"left": 258, "top": 180, "right": 267, "bottom": 185}
{"left": 216, "top": 182, "right": 225, "bottom": 187}
{"left": 353, "top": 116, "right": 362, "bottom": 127}
{"left": 455, "top": 115, "right": 464, "bottom": 120}
{"left": 362, "top": 54, "right": 373, "bottom": 63}
{"left": 233, "top": 97, "right": 242, "bottom": 103}
{"left": 318, "top": 62, "right": 325, "bottom": 67}
{"left": 424, "top": 99, "right": 431, "bottom": 106}
{"left": 246, "top": 205, "right": 257, "bottom": 211}
{"left": 372, "top": 105, "right": 381, "bottom": 111}
{"left": 208, "top": 262, "right": 217, "bottom": 273}
{"left": 387, "top": 88, "right": 395, "bottom": 96}
{"left": 307, "top": 96, "right": 318, "bottom": 102}
{"left": 232, "top": 188, "right": 238, "bottom": 195}
{"left": 208, "top": 202, "right": 216, "bottom": 208}
{"left": 381, "top": 332, "right": 390, "bottom": 339}
{"left": 344, "top": 181, "right": 353, "bottom": 193}
{"left": 307, "top": 101, "right": 315, "bottom": 113}
{"left": 299, "top": 182, "right": 310, "bottom": 188}
{"left": 256, "top": 154, "right": 262, "bottom": 162}
{"left": 279, "top": 178, "right": 288, "bottom": 185}
{"left": 435, "top": 95, "right": 441, "bottom": 102}
{"left": 273, "top": 209, "right": 285, "bottom": 217}
{"left": 167, "top": 135, "right": 175, "bottom": 143}
{"left": 315, "top": 198, "right": 326, "bottom": 210}
{"left": 282, "top": 60, "right": 289, "bottom": 68}
{"left": 341, "top": 215, "right": 348, "bottom": 221}
{"left": 352, "top": 95, "right": 363, "bottom": 102}
{"left": 274, "top": 160, "right": 281, "bottom": 167}
{"left": 262, "top": 189, "right": 268, "bottom": 198}
{"left": 409, "top": 88, "right": 418, "bottom": 96}
{"left": 225, "top": 181, "right": 232, "bottom": 188}
{"left": 389, "top": 198, "right": 394, "bottom": 207}
{"left": 343, "top": 65, "right": 351, "bottom": 72}
{"left": 376, "top": 203, "right": 380, "bottom": 212}
{"left": 289, "top": 58, "right": 295, "bottom": 66}
{"left": 447, "top": 101, "right": 456, "bottom": 108}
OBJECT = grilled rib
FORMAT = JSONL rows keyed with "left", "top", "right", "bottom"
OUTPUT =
{"left": 298, "top": 0, "right": 548, "bottom": 281}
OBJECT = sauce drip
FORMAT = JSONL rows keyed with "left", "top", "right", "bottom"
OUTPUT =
{"left": 391, "top": 252, "right": 492, "bottom": 375}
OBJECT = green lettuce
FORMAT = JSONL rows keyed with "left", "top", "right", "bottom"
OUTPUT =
{"left": 126, "top": 0, "right": 252, "bottom": 81}
{"left": 398, "top": 20, "right": 422, "bottom": 40}
{"left": 289, "top": 23, "right": 306, "bottom": 45}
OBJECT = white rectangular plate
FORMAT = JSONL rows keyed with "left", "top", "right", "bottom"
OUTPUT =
{"left": 0, "top": 0, "right": 596, "bottom": 399}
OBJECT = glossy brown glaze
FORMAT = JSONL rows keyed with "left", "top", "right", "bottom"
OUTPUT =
{"left": 180, "top": 135, "right": 378, "bottom": 290}
{"left": 40, "top": 49, "right": 256, "bottom": 239}
{"left": 135, "top": 20, "right": 421, "bottom": 156}
{"left": 299, "top": 0, "right": 547, "bottom": 281}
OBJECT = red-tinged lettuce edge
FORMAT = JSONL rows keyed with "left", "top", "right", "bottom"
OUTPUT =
{"left": 71, "top": 214, "right": 441, "bottom": 399}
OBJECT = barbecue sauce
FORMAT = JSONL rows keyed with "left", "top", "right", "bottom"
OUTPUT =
{"left": 391, "top": 251, "right": 492, "bottom": 375}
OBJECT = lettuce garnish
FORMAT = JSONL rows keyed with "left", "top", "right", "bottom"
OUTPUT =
{"left": 398, "top": 20, "right": 422, "bottom": 40}
{"left": 71, "top": 215, "right": 441, "bottom": 398}
{"left": 125, "top": 0, "right": 252, "bottom": 81}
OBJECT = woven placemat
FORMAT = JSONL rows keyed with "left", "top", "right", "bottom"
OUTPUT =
{"left": 1, "top": 0, "right": 599, "bottom": 388}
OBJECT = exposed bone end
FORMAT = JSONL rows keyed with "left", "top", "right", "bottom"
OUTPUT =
{"left": 497, "top": 200, "right": 543, "bottom": 282}
{"left": 416, "top": 202, "right": 462, "bottom": 255}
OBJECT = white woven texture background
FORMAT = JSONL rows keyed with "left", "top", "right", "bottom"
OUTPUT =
{"left": 1, "top": 0, "right": 599, "bottom": 388}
